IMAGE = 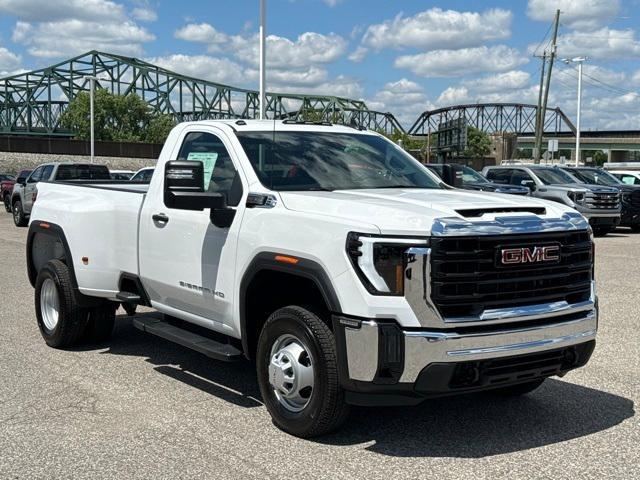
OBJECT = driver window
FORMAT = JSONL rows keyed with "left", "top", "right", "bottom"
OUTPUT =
{"left": 27, "top": 166, "right": 43, "bottom": 183}
{"left": 177, "top": 131, "right": 243, "bottom": 206}
{"left": 511, "top": 170, "right": 533, "bottom": 185}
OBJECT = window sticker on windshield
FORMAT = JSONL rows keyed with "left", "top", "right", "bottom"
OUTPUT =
{"left": 187, "top": 152, "right": 218, "bottom": 189}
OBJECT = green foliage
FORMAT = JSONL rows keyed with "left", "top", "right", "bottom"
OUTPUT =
{"left": 382, "top": 131, "right": 429, "bottom": 151}
{"left": 463, "top": 127, "right": 492, "bottom": 159}
{"left": 60, "top": 89, "right": 175, "bottom": 143}
{"left": 145, "top": 115, "right": 177, "bottom": 144}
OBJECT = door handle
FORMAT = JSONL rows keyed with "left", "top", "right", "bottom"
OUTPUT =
{"left": 152, "top": 213, "right": 169, "bottom": 223}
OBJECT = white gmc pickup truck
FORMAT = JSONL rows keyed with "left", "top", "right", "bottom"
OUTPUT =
{"left": 27, "top": 120, "right": 598, "bottom": 437}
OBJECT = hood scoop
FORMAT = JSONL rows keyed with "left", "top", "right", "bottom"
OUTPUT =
{"left": 456, "top": 206, "right": 546, "bottom": 218}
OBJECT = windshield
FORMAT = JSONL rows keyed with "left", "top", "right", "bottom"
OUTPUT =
{"left": 533, "top": 168, "right": 577, "bottom": 185}
{"left": 457, "top": 165, "right": 487, "bottom": 184}
{"left": 569, "top": 169, "right": 621, "bottom": 186}
{"left": 236, "top": 131, "right": 441, "bottom": 191}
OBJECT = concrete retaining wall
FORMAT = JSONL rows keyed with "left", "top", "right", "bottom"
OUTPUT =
{"left": 0, "top": 152, "right": 156, "bottom": 175}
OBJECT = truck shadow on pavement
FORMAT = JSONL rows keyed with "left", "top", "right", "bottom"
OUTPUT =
{"left": 102, "top": 315, "right": 634, "bottom": 458}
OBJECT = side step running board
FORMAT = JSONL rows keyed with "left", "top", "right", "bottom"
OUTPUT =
{"left": 133, "top": 315, "right": 243, "bottom": 362}
{"left": 116, "top": 291, "right": 142, "bottom": 303}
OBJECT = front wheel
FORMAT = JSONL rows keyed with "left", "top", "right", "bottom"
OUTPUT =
{"left": 593, "top": 226, "right": 613, "bottom": 237}
{"left": 256, "top": 306, "right": 349, "bottom": 438}
{"left": 13, "top": 200, "right": 27, "bottom": 227}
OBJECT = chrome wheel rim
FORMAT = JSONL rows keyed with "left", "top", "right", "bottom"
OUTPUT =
{"left": 13, "top": 203, "right": 20, "bottom": 223}
{"left": 268, "top": 334, "right": 315, "bottom": 412}
{"left": 40, "top": 278, "right": 60, "bottom": 332}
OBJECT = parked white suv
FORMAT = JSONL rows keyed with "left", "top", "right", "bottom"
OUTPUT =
{"left": 26, "top": 120, "right": 598, "bottom": 437}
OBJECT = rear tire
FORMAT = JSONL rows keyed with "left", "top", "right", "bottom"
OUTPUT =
{"left": 13, "top": 200, "right": 27, "bottom": 227}
{"left": 3, "top": 194, "right": 10, "bottom": 213}
{"left": 83, "top": 303, "right": 116, "bottom": 343}
{"left": 35, "top": 259, "right": 89, "bottom": 348}
{"left": 489, "top": 378, "right": 546, "bottom": 396}
{"left": 256, "top": 306, "right": 349, "bottom": 438}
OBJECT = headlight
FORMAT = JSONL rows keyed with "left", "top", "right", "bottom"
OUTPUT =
{"left": 567, "top": 191, "right": 585, "bottom": 204}
{"left": 346, "top": 233, "right": 428, "bottom": 295}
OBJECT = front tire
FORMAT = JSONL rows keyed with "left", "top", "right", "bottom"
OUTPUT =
{"left": 593, "top": 226, "right": 612, "bottom": 237}
{"left": 256, "top": 306, "right": 349, "bottom": 438}
{"left": 35, "top": 259, "right": 89, "bottom": 348}
{"left": 13, "top": 200, "right": 27, "bottom": 227}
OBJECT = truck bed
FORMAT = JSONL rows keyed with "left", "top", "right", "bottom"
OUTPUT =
{"left": 30, "top": 181, "right": 147, "bottom": 298}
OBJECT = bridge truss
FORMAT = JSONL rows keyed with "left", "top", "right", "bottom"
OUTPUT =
{"left": 408, "top": 103, "right": 576, "bottom": 136}
{"left": 0, "top": 51, "right": 403, "bottom": 136}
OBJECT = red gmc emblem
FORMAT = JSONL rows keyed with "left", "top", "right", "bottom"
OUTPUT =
{"left": 500, "top": 245, "right": 560, "bottom": 265}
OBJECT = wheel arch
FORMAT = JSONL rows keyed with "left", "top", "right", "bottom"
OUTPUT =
{"left": 27, "top": 221, "right": 77, "bottom": 290}
{"left": 239, "top": 252, "right": 341, "bottom": 360}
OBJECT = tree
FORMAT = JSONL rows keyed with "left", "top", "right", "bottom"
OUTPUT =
{"left": 60, "top": 89, "right": 170, "bottom": 143}
{"left": 145, "top": 115, "right": 177, "bottom": 144}
{"left": 463, "top": 127, "right": 492, "bottom": 159}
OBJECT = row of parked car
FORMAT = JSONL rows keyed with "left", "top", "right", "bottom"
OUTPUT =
{"left": 1, "top": 163, "right": 154, "bottom": 226}
{"left": 425, "top": 163, "right": 640, "bottom": 236}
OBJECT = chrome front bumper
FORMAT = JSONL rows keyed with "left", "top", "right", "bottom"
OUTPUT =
{"left": 341, "top": 307, "right": 597, "bottom": 384}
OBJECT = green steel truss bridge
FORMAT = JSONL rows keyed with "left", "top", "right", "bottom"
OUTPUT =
{"left": 0, "top": 51, "right": 403, "bottom": 136}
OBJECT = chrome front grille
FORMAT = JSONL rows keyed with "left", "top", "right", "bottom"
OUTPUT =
{"left": 585, "top": 191, "right": 620, "bottom": 210}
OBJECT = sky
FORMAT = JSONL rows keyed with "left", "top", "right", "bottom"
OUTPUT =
{"left": 0, "top": 0, "right": 639, "bottom": 130}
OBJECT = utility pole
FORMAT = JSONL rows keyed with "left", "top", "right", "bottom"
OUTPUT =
{"left": 534, "top": 9, "right": 560, "bottom": 163}
{"left": 533, "top": 52, "right": 546, "bottom": 161}
{"left": 259, "top": 0, "right": 266, "bottom": 120}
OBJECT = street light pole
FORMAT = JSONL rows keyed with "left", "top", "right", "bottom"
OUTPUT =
{"left": 259, "top": 0, "right": 266, "bottom": 120}
{"left": 89, "top": 77, "right": 95, "bottom": 163}
{"left": 85, "top": 75, "right": 108, "bottom": 163}
{"left": 575, "top": 59, "right": 584, "bottom": 167}
{"left": 563, "top": 57, "right": 587, "bottom": 167}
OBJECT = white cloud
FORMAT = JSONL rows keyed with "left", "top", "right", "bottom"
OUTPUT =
{"left": 13, "top": 19, "right": 154, "bottom": 58}
{"left": 436, "top": 86, "right": 471, "bottom": 105}
{"left": 231, "top": 32, "right": 347, "bottom": 69}
{"left": 632, "top": 70, "right": 640, "bottom": 86}
{"left": 461, "top": 70, "right": 531, "bottom": 93}
{"left": 0, "top": 45, "right": 21, "bottom": 76}
{"left": 0, "top": 0, "right": 124, "bottom": 22}
{"left": 272, "top": 75, "right": 363, "bottom": 98}
{"left": 395, "top": 45, "right": 528, "bottom": 78}
{"left": 367, "top": 79, "right": 433, "bottom": 126}
{"left": 6, "top": 0, "right": 154, "bottom": 58}
{"left": 348, "top": 46, "right": 368, "bottom": 63}
{"left": 323, "top": 0, "right": 343, "bottom": 6}
{"left": 148, "top": 54, "right": 247, "bottom": 86}
{"left": 174, "top": 23, "right": 227, "bottom": 45}
{"left": 556, "top": 28, "right": 640, "bottom": 60}
{"left": 361, "top": 8, "right": 512, "bottom": 51}
{"left": 131, "top": 7, "right": 157, "bottom": 22}
{"left": 527, "top": 0, "right": 620, "bottom": 30}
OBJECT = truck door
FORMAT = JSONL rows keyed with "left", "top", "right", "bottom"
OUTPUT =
{"left": 138, "top": 128, "right": 246, "bottom": 331}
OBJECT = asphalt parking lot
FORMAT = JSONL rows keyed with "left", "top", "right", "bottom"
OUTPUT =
{"left": 0, "top": 212, "right": 637, "bottom": 480}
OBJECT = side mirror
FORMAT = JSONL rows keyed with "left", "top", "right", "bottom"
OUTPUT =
{"left": 521, "top": 179, "right": 536, "bottom": 191}
{"left": 164, "top": 161, "right": 225, "bottom": 211}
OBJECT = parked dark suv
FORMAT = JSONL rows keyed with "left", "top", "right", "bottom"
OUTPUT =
{"left": 425, "top": 163, "right": 529, "bottom": 195}
{"left": 561, "top": 166, "right": 640, "bottom": 232}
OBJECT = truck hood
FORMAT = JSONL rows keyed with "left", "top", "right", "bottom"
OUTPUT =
{"left": 279, "top": 188, "right": 572, "bottom": 235}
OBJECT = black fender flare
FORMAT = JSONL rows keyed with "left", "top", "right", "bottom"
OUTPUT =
{"left": 27, "top": 221, "right": 76, "bottom": 288}
{"left": 239, "top": 252, "right": 342, "bottom": 358}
